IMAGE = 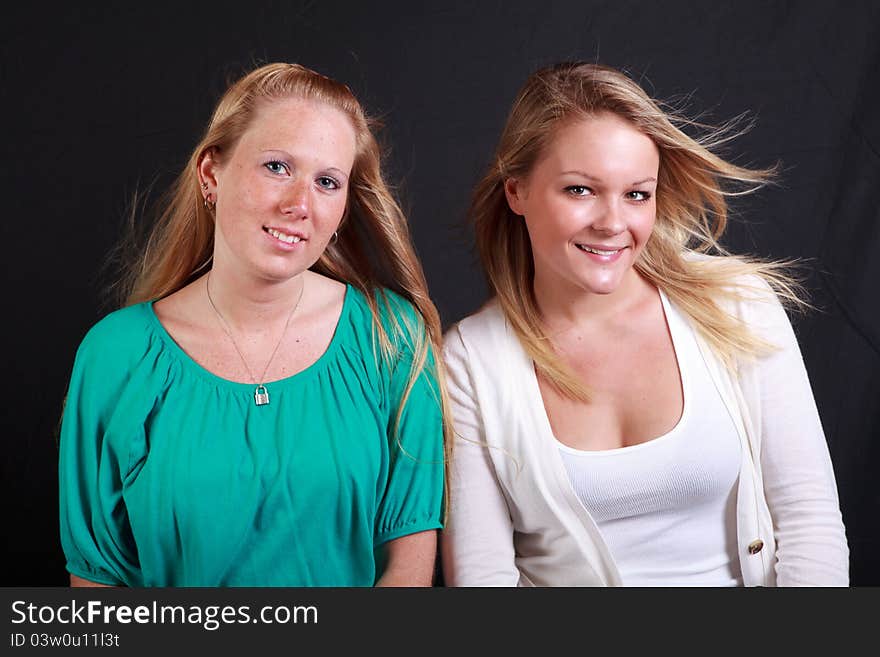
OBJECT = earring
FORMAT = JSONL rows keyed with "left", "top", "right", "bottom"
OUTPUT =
{"left": 330, "top": 231, "right": 338, "bottom": 245}
{"left": 204, "top": 194, "right": 216, "bottom": 212}
{"left": 201, "top": 182, "right": 208, "bottom": 191}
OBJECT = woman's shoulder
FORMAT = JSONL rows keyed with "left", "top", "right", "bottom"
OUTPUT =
{"left": 320, "top": 284, "right": 428, "bottom": 373}
{"left": 68, "top": 302, "right": 163, "bottom": 394}
{"left": 444, "top": 297, "right": 506, "bottom": 344}
{"left": 346, "top": 284, "right": 424, "bottom": 337}
{"left": 442, "top": 297, "right": 514, "bottom": 368}
{"left": 372, "top": 286, "right": 420, "bottom": 323}
{"left": 77, "top": 302, "right": 155, "bottom": 359}
{"left": 683, "top": 251, "right": 776, "bottom": 291}
{"left": 681, "top": 251, "right": 781, "bottom": 308}
{"left": 720, "top": 270, "right": 786, "bottom": 326}
{"left": 677, "top": 251, "right": 794, "bottom": 344}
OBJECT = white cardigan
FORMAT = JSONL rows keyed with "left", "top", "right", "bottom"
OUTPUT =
{"left": 441, "top": 280, "right": 849, "bottom": 586}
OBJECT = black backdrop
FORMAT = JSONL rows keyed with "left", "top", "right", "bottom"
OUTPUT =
{"left": 2, "top": 1, "right": 878, "bottom": 585}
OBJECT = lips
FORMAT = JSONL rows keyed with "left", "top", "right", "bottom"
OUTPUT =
{"left": 574, "top": 243, "right": 625, "bottom": 256}
{"left": 263, "top": 226, "right": 306, "bottom": 244}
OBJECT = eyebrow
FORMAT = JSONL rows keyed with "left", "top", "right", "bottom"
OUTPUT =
{"left": 561, "top": 170, "right": 657, "bottom": 186}
{"left": 259, "top": 149, "right": 350, "bottom": 180}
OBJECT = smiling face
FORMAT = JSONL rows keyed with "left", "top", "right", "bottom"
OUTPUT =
{"left": 200, "top": 97, "right": 358, "bottom": 284}
{"left": 505, "top": 112, "right": 660, "bottom": 300}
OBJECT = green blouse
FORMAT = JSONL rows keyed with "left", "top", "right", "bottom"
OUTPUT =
{"left": 59, "top": 286, "right": 444, "bottom": 586}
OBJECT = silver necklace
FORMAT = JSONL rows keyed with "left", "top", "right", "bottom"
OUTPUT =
{"left": 205, "top": 273, "right": 305, "bottom": 406}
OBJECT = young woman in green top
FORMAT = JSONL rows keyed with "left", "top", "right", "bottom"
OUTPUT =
{"left": 59, "top": 63, "right": 448, "bottom": 587}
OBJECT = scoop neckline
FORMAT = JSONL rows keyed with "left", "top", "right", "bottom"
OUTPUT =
{"left": 546, "top": 288, "right": 691, "bottom": 456}
{"left": 145, "top": 283, "right": 353, "bottom": 394}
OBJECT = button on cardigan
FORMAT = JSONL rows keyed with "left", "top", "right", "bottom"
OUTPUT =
{"left": 441, "top": 276, "right": 848, "bottom": 586}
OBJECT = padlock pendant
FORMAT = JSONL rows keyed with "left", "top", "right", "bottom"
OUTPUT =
{"left": 254, "top": 385, "right": 270, "bottom": 406}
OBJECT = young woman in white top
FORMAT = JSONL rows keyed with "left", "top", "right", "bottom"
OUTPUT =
{"left": 441, "top": 62, "right": 848, "bottom": 586}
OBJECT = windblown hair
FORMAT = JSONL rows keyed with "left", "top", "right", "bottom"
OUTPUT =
{"left": 117, "top": 62, "right": 450, "bottom": 470}
{"left": 470, "top": 62, "right": 804, "bottom": 401}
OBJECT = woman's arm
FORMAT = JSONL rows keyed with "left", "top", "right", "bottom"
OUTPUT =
{"left": 441, "top": 326, "right": 520, "bottom": 586}
{"left": 59, "top": 313, "right": 145, "bottom": 588}
{"left": 371, "top": 293, "right": 446, "bottom": 586}
{"left": 749, "top": 289, "right": 849, "bottom": 585}
{"left": 70, "top": 574, "right": 113, "bottom": 587}
{"left": 376, "top": 530, "right": 437, "bottom": 587}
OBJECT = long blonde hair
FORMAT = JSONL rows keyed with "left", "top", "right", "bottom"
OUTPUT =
{"left": 471, "top": 62, "right": 804, "bottom": 401}
{"left": 118, "top": 62, "right": 451, "bottom": 469}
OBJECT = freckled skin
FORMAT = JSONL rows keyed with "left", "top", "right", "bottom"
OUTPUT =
{"left": 151, "top": 97, "right": 360, "bottom": 385}
{"left": 204, "top": 97, "right": 357, "bottom": 285}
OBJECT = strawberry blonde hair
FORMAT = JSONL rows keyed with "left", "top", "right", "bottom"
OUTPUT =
{"left": 118, "top": 62, "right": 450, "bottom": 464}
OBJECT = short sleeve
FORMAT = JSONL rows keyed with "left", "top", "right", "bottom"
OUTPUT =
{"left": 373, "top": 294, "right": 445, "bottom": 546}
{"left": 59, "top": 320, "right": 143, "bottom": 586}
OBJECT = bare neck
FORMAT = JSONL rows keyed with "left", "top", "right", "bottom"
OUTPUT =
{"left": 202, "top": 268, "right": 306, "bottom": 335}
{"left": 533, "top": 269, "right": 653, "bottom": 336}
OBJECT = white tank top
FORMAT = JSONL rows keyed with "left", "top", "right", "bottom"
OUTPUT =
{"left": 558, "top": 292, "right": 743, "bottom": 586}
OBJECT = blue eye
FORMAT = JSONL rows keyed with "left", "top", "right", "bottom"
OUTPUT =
{"left": 317, "top": 176, "right": 340, "bottom": 190}
{"left": 565, "top": 185, "right": 592, "bottom": 196}
{"left": 628, "top": 190, "right": 651, "bottom": 202}
{"left": 264, "top": 161, "right": 288, "bottom": 175}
